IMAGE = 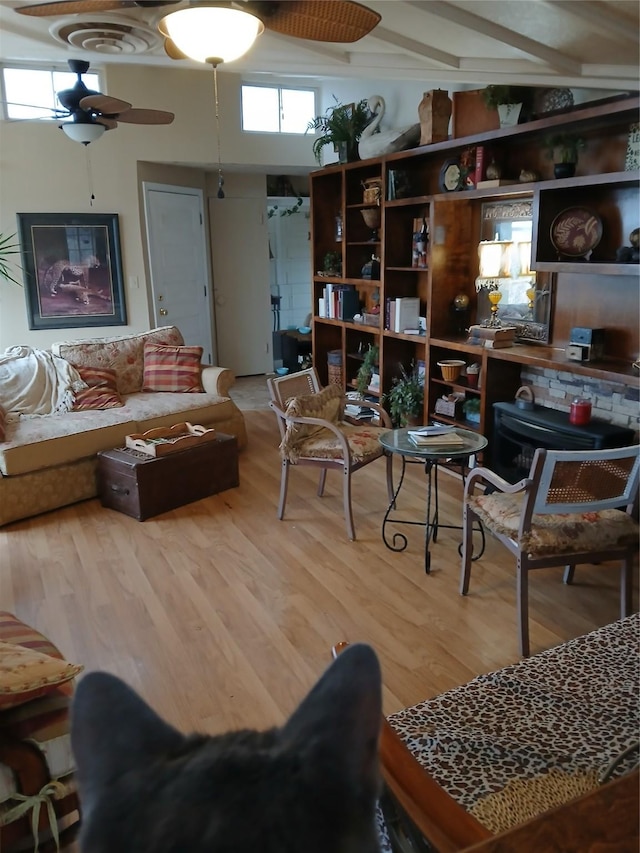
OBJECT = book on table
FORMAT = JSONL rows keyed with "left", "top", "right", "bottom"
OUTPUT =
{"left": 409, "top": 432, "right": 466, "bottom": 447}
{"left": 408, "top": 425, "right": 454, "bottom": 436}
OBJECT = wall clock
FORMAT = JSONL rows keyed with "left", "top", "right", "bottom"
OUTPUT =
{"left": 439, "top": 158, "right": 463, "bottom": 192}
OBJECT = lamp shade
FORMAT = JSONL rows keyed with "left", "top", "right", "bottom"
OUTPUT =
{"left": 61, "top": 122, "right": 105, "bottom": 145}
{"left": 159, "top": 6, "right": 264, "bottom": 64}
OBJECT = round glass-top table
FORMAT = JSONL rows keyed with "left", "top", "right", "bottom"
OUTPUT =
{"left": 379, "top": 427, "right": 488, "bottom": 573}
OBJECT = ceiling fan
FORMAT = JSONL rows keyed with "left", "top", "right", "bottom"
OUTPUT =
{"left": 14, "top": 1, "right": 382, "bottom": 54}
{"left": 15, "top": 1, "right": 380, "bottom": 192}
{"left": 52, "top": 58, "right": 174, "bottom": 144}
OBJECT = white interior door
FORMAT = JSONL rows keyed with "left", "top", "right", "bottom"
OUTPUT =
{"left": 209, "top": 196, "right": 271, "bottom": 376}
{"left": 143, "top": 183, "right": 215, "bottom": 363}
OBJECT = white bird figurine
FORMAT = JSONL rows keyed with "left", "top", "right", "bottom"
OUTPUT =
{"left": 358, "top": 95, "right": 421, "bottom": 160}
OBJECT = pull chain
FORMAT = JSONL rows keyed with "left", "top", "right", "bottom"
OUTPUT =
{"left": 85, "top": 146, "right": 95, "bottom": 206}
{"left": 212, "top": 63, "right": 225, "bottom": 199}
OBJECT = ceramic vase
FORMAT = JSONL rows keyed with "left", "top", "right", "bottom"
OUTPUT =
{"left": 418, "top": 89, "right": 452, "bottom": 145}
{"left": 497, "top": 102, "right": 522, "bottom": 128}
{"left": 553, "top": 162, "right": 576, "bottom": 179}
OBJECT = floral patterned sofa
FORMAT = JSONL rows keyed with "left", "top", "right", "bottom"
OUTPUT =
{"left": 0, "top": 326, "right": 247, "bottom": 527}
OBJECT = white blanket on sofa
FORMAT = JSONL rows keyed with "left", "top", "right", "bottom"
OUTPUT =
{"left": 0, "top": 346, "right": 84, "bottom": 416}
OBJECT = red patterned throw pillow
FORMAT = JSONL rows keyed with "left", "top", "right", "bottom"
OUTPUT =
{"left": 0, "top": 640, "right": 83, "bottom": 711}
{"left": 0, "top": 404, "right": 5, "bottom": 441}
{"left": 73, "top": 365, "right": 124, "bottom": 410}
{"left": 142, "top": 342, "right": 204, "bottom": 392}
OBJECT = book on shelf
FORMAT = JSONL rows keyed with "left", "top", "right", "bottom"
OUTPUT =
{"left": 474, "top": 145, "right": 486, "bottom": 186}
{"left": 476, "top": 178, "right": 518, "bottom": 189}
{"left": 393, "top": 296, "right": 421, "bottom": 334}
{"left": 323, "top": 284, "right": 360, "bottom": 320}
{"left": 481, "top": 338, "right": 516, "bottom": 349}
{"left": 409, "top": 432, "right": 466, "bottom": 447}
{"left": 467, "top": 324, "right": 516, "bottom": 340}
{"left": 337, "top": 288, "right": 360, "bottom": 321}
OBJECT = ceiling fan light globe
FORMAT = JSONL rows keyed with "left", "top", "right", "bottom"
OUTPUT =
{"left": 158, "top": 6, "right": 263, "bottom": 64}
{"left": 61, "top": 122, "right": 106, "bottom": 145}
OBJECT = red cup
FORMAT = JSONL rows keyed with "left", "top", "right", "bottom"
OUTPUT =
{"left": 569, "top": 398, "right": 592, "bottom": 425}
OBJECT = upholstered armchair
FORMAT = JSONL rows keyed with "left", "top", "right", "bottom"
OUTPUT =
{"left": 460, "top": 445, "right": 640, "bottom": 656}
{"left": 267, "top": 368, "right": 394, "bottom": 540}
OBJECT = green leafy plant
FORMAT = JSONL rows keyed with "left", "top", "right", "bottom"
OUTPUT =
{"left": 0, "top": 232, "right": 23, "bottom": 287}
{"left": 544, "top": 133, "right": 586, "bottom": 163}
{"left": 356, "top": 344, "right": 379, "bottom": 395}
{"left": 306, "top": 97, "right": 371, "bottom": 165}
{"left": 462, "top": 397, "right": 481, "bottom": 423}
{"left": 481, "top": 85, "right": 530, "bottom": 109}
{"left": 268, "top": 198, "right": 303, "bottom": 218}
{"left": 385, "top": 363, "right": 424, "bottom": 427}
{"left": 323, "top": 251, "right": 342, "bottom": 275}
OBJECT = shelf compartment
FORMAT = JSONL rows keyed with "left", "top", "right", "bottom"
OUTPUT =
{"left": 431, "top": 377, "right": 481, "bottom": 395}
{"left": 533, "top": 172, "right": 639, "bottom": 269}
{"left": 429, "top": 412, "right": 481, "bottom": 433}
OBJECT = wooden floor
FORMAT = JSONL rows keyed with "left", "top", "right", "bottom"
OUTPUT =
{"left": 1, "top": 409, "right": 637, "bottom": 738}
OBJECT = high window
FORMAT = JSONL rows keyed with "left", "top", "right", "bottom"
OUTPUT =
{"left": 241, "top": 84, "right": 315, "bottom": 134}
{"left": 1, "top": 65, "right": 101, "bottom": 120}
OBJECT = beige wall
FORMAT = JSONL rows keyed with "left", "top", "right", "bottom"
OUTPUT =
{"left": 0, "top": 63, "right": 315, "bottom": 351}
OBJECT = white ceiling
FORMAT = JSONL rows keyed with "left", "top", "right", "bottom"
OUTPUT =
{"left": 0, "top": 0, "right": 638, "bottom": 92}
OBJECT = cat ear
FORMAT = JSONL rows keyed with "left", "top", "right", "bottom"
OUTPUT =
{"left": 71, "top": 671, "right": 185, "bottom": 801}
{"left": 281, "top": 644, "right": 382, "bottom": 796}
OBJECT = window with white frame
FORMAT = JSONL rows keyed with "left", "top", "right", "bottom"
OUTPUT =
{"left": 1, "top": 65, "right": 101, "bottom": 120}
{"left": 241, "top": 84, "right": 315, "bottom": 134}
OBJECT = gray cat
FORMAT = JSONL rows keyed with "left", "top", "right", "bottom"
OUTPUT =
{"left": 71, "top": 643, "right": 383, "bottom": 852}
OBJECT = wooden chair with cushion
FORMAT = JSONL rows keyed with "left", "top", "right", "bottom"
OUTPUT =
{"left": 267, "top": 368, "right": 394, "bottom": 540}
{"left": 460, "top": 444, "right": 640, "bottom": 656}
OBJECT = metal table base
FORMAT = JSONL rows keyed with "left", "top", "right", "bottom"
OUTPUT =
{"left": 382, "top": 455, "right": 485, "bottom": 573}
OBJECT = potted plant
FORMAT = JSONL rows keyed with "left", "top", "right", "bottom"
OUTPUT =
{"left": 355, "top": 344, "right": 379, "bottom": 396}
{"left": 462, "top": 397, "right": 481, "bottom": 425}
{"left": 385, "top": 363, "right": 424, "bottom": 427}
{"left": 0, "top": 232, "right": 22, "bottom": 286}
{"left": 481, "top": 85, "right": 530, "bottom": 127}
{"left": 306, "top": 97, "right": 371, "bottom": 165}
{"left": 323, "top": 251, "right": 342, "bottom": 276}
{"left": 545, "top": 133, "right": 586, "bottom": 178}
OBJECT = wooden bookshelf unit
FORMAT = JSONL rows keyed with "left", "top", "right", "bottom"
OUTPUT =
{"left": 310, "top": 94, "right": 639, "bottom": 444}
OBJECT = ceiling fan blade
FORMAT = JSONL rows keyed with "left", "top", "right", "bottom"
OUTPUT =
{"left": 113, "top": 108, "right": 175, "bottom": 125}
{"left": 163, "top": 37, "right": 189, "bottom": 60}
{"left": 260, "top": 0, "right": 381, "bottom": 43}
{"left": 80, "top": 94, "right": 132, "bottom": 113}
{"left": 15, "top": 0, "right": 135, "bottom": 16}
{"left": 95, "top": 116, "right": 118, "bottom": 130}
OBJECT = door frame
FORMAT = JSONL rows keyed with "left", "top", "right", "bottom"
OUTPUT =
{"left": 142, "top": 181, "right": 216, "bottom": 363}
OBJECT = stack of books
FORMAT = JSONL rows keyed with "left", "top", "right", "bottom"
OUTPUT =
{"left": 467, "top": 324, "right": 517, "bottom": 349}
{"left": 407, "top": 426, "right": 465, "bottom": 448}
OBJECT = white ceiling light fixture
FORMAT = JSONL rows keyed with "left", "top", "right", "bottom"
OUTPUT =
{"left": 158, "top": 5, "right": 264, "bottom": 65}
{"left": 159, "top": 4, "right": 265, "bottom": 199}
{"left": 60, "top": 121, "right": 105, "bottom": 145}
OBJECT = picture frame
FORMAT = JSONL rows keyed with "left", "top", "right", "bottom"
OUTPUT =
{"left": 17, "top": 212, "right": 126, "bottom": 330}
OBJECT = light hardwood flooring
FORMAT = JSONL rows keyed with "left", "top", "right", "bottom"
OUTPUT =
{"left": 1, "top": 409, "right": 637, "bottom": 739}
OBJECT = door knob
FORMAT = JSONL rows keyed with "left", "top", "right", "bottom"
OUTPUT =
{"left": 159, "top": 308, "right": 168, "bottom": 316}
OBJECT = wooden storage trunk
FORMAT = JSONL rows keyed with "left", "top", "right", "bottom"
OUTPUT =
{"left": 97, "top": 433, "right": 239, "bottom": 520}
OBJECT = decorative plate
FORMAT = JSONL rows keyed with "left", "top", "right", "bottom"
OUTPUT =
{"left": 439, "top": 158, "right": 463, "bottom": 192}
{"left": 550, "top": 207, "right": 603, "bottom": 258}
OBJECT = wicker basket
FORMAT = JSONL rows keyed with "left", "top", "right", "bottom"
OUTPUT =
{"left": 327, "top": 349, "right": 343, "bottom": 386}
{"left": 362, "top": 178, "right": 382, "bottom": 205}
{"left": 437, "top": 359, "right": 465, "bottom": 382}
